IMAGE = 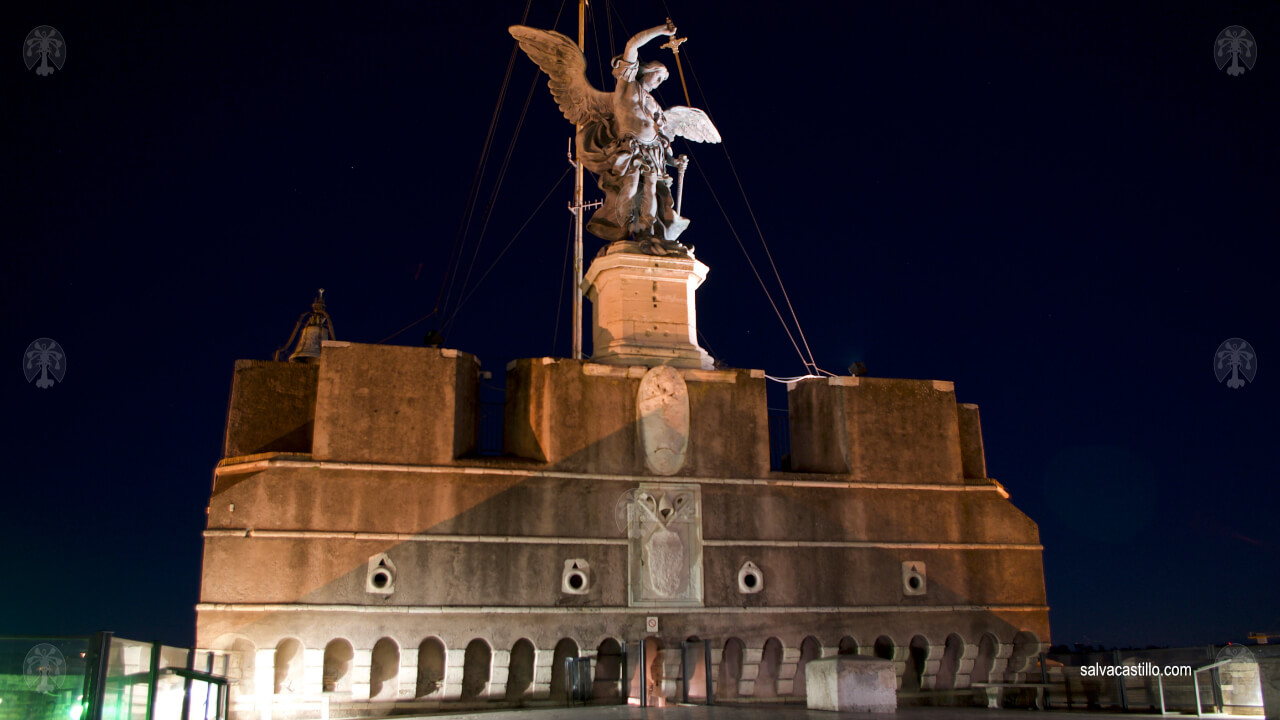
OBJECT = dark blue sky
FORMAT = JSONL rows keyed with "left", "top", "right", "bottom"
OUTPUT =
{"left": 3, "top": 1, "right": 1276, "bottom": 649}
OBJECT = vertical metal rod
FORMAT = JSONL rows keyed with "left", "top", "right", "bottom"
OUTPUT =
{"left": 86, "top": 631, "right": 114, "bottom": 720}
{"left": 681, "top": 640, "right": 690, "bottom": 704}
{"left": 1209, "top": 646, "right": 1224, "bottom": 713}
{"left": 1114, "top": 649, "right": 1128, "bottom": 711}
{"left": 639, "top": 639, "right": 648, "bottom": 708}
{"left": 203, "top": 652, "right": 215, "bottom": 720}
{"left": 1195, "top": 671, "right": 1203, "bottom": 717}
{"left": 619, "top": 641, "right": 627, "bottom": 705}
{"left": 705, "top": 639, "right": 714, "bottom": 706}
{"left": 1038, "top": 652, "right": 1049, "bottom": 710}
{"left": 1157, "top": 674, "right": 1166, "bottom": 715}
{"left": 180, "top": 648, "right": 195, "bottom": 720}
{"left": 145, "top": 642, "right": 161, "bottom": 720}
{"left": 571, "top": 0, "right": 585, "bottom": 361}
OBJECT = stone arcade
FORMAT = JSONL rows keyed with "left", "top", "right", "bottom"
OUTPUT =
{"left": 197, "top": 279, "right": 1049, "bottom": 718}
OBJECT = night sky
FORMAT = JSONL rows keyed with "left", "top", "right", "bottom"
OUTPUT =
{"left": 3, "top": 1, "right": 1276, "bottom": 650}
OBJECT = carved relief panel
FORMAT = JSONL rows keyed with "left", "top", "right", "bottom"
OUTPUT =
{"left": 637, "top": 365, "right": 690, "bottom": 475}
{"left": 619, "top": 483, "right": 704, "bottom": 607}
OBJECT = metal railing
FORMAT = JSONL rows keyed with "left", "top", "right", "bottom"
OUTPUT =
{"left": 1045, "top": 645, "right": 1263, "bottom": 715}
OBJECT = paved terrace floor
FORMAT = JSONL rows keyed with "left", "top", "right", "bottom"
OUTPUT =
{"left": 405, "top": 705, "right": 1202, "bottom": 720}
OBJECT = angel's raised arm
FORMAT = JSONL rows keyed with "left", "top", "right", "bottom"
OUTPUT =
{"left": 623, "top": 20, "right": 677, "bottom": 63}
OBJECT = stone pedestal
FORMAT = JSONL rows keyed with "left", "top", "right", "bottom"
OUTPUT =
{"left": 582, "top": 242, "right": 714, "bottom": 369}
{"left": 806, "top": 656, "right": 898, "bottom": 713}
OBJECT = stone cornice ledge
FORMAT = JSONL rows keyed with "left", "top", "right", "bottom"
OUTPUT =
{"left": 214, "top": 456, "right": 1010, "bottom": 493}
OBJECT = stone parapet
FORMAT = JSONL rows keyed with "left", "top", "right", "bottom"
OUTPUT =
{"left": 311, "top": 342, "right": 480, "bottom": 465}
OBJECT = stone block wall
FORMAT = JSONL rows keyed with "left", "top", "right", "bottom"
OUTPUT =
{"left": 311, "top": 342, "right": 480, "bottom": 465}
{"left": 200, "top": 344, "right": 1049, "bottom": 719}
{"left": 223, "top": 360, "right": 319, "bottom": 458}
{"left": 502, "top": 358, "right": 769, "bottom": 477}
{"left": 787, "top": 376, "right": 965, "bottom": 483}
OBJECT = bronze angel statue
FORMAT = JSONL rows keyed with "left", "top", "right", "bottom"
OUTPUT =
{"left": 510, "top": 20, "right": 721, "bottom": 256}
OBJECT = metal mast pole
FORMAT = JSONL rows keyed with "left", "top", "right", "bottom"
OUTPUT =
{"left": 571, "top": 0, "right": 586, "bottom": 360}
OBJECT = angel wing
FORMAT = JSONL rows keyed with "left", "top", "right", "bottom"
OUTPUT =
{"left": 662, "top": 106, "right": 722, "bottom": 143}
{"left": 510, "top": 26, "right": 612, "bottom": 125}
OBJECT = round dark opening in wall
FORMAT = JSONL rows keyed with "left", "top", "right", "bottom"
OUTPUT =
{"left": 907, "top": 575, "right": 921, "bottom": 590}
{"left": 743, "top": 572, "right": 759, "bottom": 589}
{"left": 372, "top": 570, "right": 390, "bottom": 589}
{"left": 568, "top": 572, "right": 585, "bottom": 590}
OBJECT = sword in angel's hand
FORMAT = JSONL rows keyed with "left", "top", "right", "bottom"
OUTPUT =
{"left": 674, "top": 154, "right": 689, "bottom": 215}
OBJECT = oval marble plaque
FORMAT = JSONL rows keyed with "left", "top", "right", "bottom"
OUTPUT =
{"left": 637, "top": 365, "right": 689, "bottom": 475}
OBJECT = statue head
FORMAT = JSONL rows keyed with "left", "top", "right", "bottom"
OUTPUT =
{"left": 639, "top": 61, "right": 669, "bottom": 90}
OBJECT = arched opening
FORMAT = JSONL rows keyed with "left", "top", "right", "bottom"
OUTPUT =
{"left": 1007, "top": 631, "right": 1040, "bottom": 682}
{"left": 873, "top": 635, "right": 896, "bottom": 660}
{"left": 755, "top": 638, "right": 783, "bottom": 698}
{"left": 795, "top": 636, "right": 821, "bottom": 698}
{"left": 506, "top": 639, "right": 535, "bottom": 701}
{"left": 972, "top": 633, "right": 998, "bottom": 684}
{"left": 273, "top": 639, "right": 303, "bottom": 695}
{"left": 903, "top": 635, "right": 930, "bottom": 692}
{"left": 935, "top": 634, "right": 965, "bottom": 690}
{"left": 624, "top": 640, "right": 640, "bottom": 702}
{"left": 683, "top": 636, "right": 708, "bottom": 700}
{"left": 837, "top": 636, "right": 858, "bottom": 656}
{"left": 322, "top": 639, "right": 354, "bottom": 693}
{"left": 461, "top": 639, "right": 491, "bottom": 700}
{"left": 416, "top": 637, "right": 445, "bottom": 698}
{"left": 593, "top": 638, "right": 623, "bottom": 700}
{"left": 550, "top": 638, "right": 579, "bottom": 703}
{"left": 211, "top": 636, "right": 256, "bottom": 698}
{"left": 628, "top": 637, "right": 663, "bottom": 705}
{"left": 720, "top": 638, "right": 744, "bottom": 700}
{"left": 369, "top": 637, "right": 400, "bottom": 700}
{"left": 647, "top": 637, "right": 664, "bottom": 706}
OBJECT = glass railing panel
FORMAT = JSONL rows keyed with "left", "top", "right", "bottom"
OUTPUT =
{"left": 102, "top": 637, "right": 153, "bottom": 720}
{"left": 157, "top": 646, "right": 190, "bottom": 671}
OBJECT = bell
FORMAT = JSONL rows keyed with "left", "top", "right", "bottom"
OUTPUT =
{"left": 275, "top": 289, "right": 335, "bottom": 363}
{"left": 288, "top": 317, "right": 328, "bottom": 363}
